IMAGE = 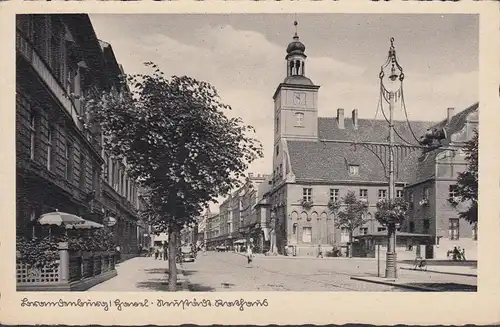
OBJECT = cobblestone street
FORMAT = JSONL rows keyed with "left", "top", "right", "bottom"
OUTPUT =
{"left": 81, "top": 252, "right": 477, "bottom": 292}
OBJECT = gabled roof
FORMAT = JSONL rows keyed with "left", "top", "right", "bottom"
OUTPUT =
{"left": 428, "top": 102, "right": 479, "bottom": 139}
{"left": 287, "top": 140, "right": 422, "bottom": 184}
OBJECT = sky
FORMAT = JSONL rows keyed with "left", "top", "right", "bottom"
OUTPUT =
{"left": 89, "top": 14, "right": 478, "bottom": 211}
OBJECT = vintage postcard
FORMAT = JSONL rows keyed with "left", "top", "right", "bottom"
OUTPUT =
{"left": 0, "top": 1, "right": 499, "bottom": 325}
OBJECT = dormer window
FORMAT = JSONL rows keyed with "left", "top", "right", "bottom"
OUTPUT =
{"left": 348, "top": 165, "right": 359, "bottom": 176}
{"left": 295, "top": 113, "right": 304, "bottom": 127}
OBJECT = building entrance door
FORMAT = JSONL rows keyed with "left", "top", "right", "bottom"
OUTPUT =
{"left": 425, "top": 245, "right": 434, "bottom": 259}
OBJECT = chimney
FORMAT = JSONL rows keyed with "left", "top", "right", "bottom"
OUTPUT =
{"left": 447, "top": 107, "right": 455, "bottom": 123}
{"left": 337, "top": 108, "right": 345, "bottom": 129}
{"left": 352, "top": 109, "right": 358, "bottom": 129}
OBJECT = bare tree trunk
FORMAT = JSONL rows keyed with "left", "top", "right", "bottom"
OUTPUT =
{"left": 348, "top": 231, "right": 353, "bottom": 258}
{"left": 167, "top": 225, "right": 178, "bottom": 291}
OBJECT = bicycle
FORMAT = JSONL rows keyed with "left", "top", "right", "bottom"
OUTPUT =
{"left": 413, "top": 256, "right": 427, "bottom": 270}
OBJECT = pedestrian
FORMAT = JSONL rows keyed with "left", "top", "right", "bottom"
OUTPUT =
{"left": 154, "top": 246, "right": 159, "bottom": 260}
{"left": 246, "top": 243, "right": 254, "bottom": 265}
{"left": 317, "top": 244, "right": 323, "bottom": 258}
{"left": 159, "top": 245, "right": 164, "bottom": 260}
{"left": 452, "top": 246, "right": 460, "bottom": 261}
{"left": 115, "top": 245, "right": 121, "bottom": 263}
{"left": 461, "top": 248, "right": 466, "bottom": 261}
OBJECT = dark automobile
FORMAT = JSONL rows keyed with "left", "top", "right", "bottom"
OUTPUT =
{"left": 180, "top": 246, "right": 195, "bottom": 262}
{"left": 216, "top": 245, "right": 228, "bottom": 252}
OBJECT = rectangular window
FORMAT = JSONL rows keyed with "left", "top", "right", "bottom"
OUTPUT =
{"left": 348, "top": 165, "right": 359, "bottom": 176}
{"left": 378, "top": 189, "right": 387, "bottom": 200}
{"left": 65, "top": 141, "right": 73, "bottom": 181}
{"left": 329, "top": 189, "right": 339, "bottom": 202}
{"left": 423, "top": 187, "right": 430, "bottom": 200}
{"left": 47, "top": 127, "right": 54, "bottom": 171}
{"left": 423, "top": 219, "right": 430, "bottom": 233}
{"left": 29, "top": 114, "right": 36, "bottom": 160}
{"left": 359, "top": 189, "right": 368, "bottom": 200}
{"left": 359, "top": 227, "right": 368, "bottom": 235}
{"left": 449, "top": 185, "right": 458, "bottom": 199}
{"left": 340, "top": 227, "right": 350, "bottom": 243}
{"left": 302, "top": 227, "right": 312, "bottom": 243}
{"left": 302, "top": 188, "right": 312, "bottom": 202}
{"left": 295, "top": 113, "right": 304, "bottom": 127}
{"left": 409, "top": 221, "right": 415, "bottom": 233}
{"left": 79, "top": 155, "right": 86, "bottom": 189}
{"left": 449, "top": 218, "right": 459, "bottom": 240}
{"left": 377, "top": 227, "right": 387, "bottom": 232}
{"left": 396, "top": 189, "right": 404, "bottom": 198}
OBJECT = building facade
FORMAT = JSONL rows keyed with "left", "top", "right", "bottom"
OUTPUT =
{"left": 404, "top": 104, "right": 479, "bottom": 260}
{"left": 16, "top": 14, "right": 142, "bottom": 261}
{"left": 267, "top": 28, "right": 477, "bottom": 258}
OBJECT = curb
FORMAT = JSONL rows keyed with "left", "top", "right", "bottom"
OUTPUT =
{"left": 350, "top": 276, "right": 437, "bottom": 292}
{"left": 400, "top": 267, "right": 477, "bottom": 278}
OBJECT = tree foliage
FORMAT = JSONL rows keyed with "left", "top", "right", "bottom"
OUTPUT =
{"left": 78, "top": 62, "right": 263, "bottom": 289}
{"left": 448, "top": 129, "right": 478, "bottom": 225}
{"left": 334, "top": 191, "right": 368, "bottom": 257}
{"left": 374, "top": 197, "right": 411, "bottom": 227}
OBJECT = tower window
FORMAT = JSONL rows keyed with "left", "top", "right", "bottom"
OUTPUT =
{"left": 295, "top": 113, "right": 304, "bottom": 127}
{"left": 276, "top": 144, "right": 279, "bottom": 156}
{"left": 276, "top": 117, "right": 279, "bottom": 132}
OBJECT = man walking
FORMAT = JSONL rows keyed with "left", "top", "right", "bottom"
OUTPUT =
{"left": 317, "top": 244, "right": 323, "bottom": 258}
{"left": 246, "top": 243, "right": 254, "bottom": 265}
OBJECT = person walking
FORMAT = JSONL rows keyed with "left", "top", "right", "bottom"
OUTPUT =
{"left": 159, "top": 245, "right": 164, "bottom": 260}
{"left": 317, "top": 244, "right": 323, "bottom": 258}
{"left": 246, "top": 243, "right": 254, "bottom": 265}
{"left": 154, "top": 246, "right": 159, "bottom": 260}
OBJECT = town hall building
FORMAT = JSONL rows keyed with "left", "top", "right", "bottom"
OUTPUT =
{"left": 267, "top": 27, "right": 478, "bottom": 259}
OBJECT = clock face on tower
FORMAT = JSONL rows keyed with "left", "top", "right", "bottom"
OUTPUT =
{"left": 293, "top": 92, "right": 306, "bottom": 105}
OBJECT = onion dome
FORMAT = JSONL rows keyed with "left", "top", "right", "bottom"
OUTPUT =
{"left": 286, "top": 34, "right": 306, "bottom": 55}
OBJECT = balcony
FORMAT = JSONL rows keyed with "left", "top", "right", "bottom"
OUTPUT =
{"left": 16, "top": 31, "right": 81, "bottom": 131}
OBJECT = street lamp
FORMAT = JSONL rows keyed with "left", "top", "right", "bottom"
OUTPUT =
{"left": 379, "top": 37, "right": 404, "bottom": 279}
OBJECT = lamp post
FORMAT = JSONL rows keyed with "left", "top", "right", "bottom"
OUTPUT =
{"left": 379, "top": 37, "right": 404, "bottom": 279}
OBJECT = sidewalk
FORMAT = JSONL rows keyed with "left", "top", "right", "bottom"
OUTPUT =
{"left": 88, "top": 256, "right": 188, "bottom": 292}
{"left": 351, "top": 267, "right": 477, "bottom": 292}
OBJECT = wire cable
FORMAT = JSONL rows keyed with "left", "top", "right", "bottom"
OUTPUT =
{"left": 400, "top": 82, "right": 423, "bottom": 145}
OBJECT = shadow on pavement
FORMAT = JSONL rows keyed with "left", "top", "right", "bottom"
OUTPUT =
{"left": 188, "top": 283, "right": 216, "bottom": 292}
{"left": 136, "top": 280, "right": 170, "bottom": 291}
{"left": 405, "top": 283, "right": 477, "bottom": 292}
{"left": 144, "top": 268, "right": 168, "bottom": 274}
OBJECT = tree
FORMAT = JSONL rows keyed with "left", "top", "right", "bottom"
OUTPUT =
{"left": 449, "top": 129, "right": 478, "bottom": 226}
{"left": 334, "top": 191, "right": 369, "bottom": 258}
{"left": 79, "top": 62, "right": 263, "bottom": 290}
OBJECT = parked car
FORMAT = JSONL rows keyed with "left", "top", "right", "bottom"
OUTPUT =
{"left": 180, "top": 246, "right": 195, "bottom": 262}
{"left": 216, "top": 245, "right": 228, "bottom": 252}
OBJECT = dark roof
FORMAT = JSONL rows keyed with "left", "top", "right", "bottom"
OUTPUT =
{"left": 287, "top": 140, "right": 421, "bottom": 184}
{"left": 318, "top": 117, "right": 435, "bottom": 145}
{"left": 409, "top": 102, "right": 479, "bottom": 185}
{"left": 429, "top": 102, "right": 479, "bottom": 138}
{"left": 283, "top": 75, "right": 314, "bottom": 86}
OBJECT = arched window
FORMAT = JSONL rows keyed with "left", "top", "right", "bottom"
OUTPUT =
{"left": 291, "top": 211, "right": 298, "bottom": 220}
{"left": 311, "top": 211, "right": 318, "bottom": 221}
{"left": 300, "top": 211, "right": 308, "bottom": 220}
{"left": 321, "top": 212, "right": 328, "bottom": 220}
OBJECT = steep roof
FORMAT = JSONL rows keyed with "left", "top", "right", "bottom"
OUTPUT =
{"left": 428, "top": 102, "right": 479, "bottom": 138}
{"left": 318, "top": 117, "right": 434, "bottom": 145}
{"left": 287, "top": 140, "right": 422, "bottom": 184}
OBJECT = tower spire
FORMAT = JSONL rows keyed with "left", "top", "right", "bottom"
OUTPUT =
{"left": 294, "top": 19, "right": 298, "bottom": 37}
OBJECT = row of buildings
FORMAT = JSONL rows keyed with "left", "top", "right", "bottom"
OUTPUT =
{"left": 16, "top": 14, "right": 148, "bottom": 261}
{"left": 198, "top": 29, "right": 478, "bottom": 259}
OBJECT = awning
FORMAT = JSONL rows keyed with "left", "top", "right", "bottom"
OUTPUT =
{"left": 354, "top": 232, "right": 435, "bottom": 245}
{"left": 38, "top": 212, "right": 85, "bottom": 226}
{"left": 234, "top": 239, "right": 247, "bottom": 244}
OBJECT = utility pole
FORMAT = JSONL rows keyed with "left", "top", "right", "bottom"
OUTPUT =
{"left": 380, "top": 37, "right": 404, "bottom": 279}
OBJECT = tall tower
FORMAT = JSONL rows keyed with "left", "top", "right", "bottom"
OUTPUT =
{"left": 272, "top": 21, "right": 320, "bottom": 180}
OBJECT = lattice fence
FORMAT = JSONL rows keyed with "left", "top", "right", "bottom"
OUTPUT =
{"left": 16, "top": 262, "right": 60, "bottom": 284}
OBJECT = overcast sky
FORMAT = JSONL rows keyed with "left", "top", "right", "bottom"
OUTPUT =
{"left": 89, "top": 13, "right": 478, "bottom": 209}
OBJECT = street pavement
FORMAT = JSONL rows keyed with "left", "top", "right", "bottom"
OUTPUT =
{"left": 86, "top": 252, "right": 477, "bottom": 292}
{"left": 88, "top": 256, "right": 187, "bottom": 292}
{"left": 183, "top": 251, "right": 413, "bottom": 291}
